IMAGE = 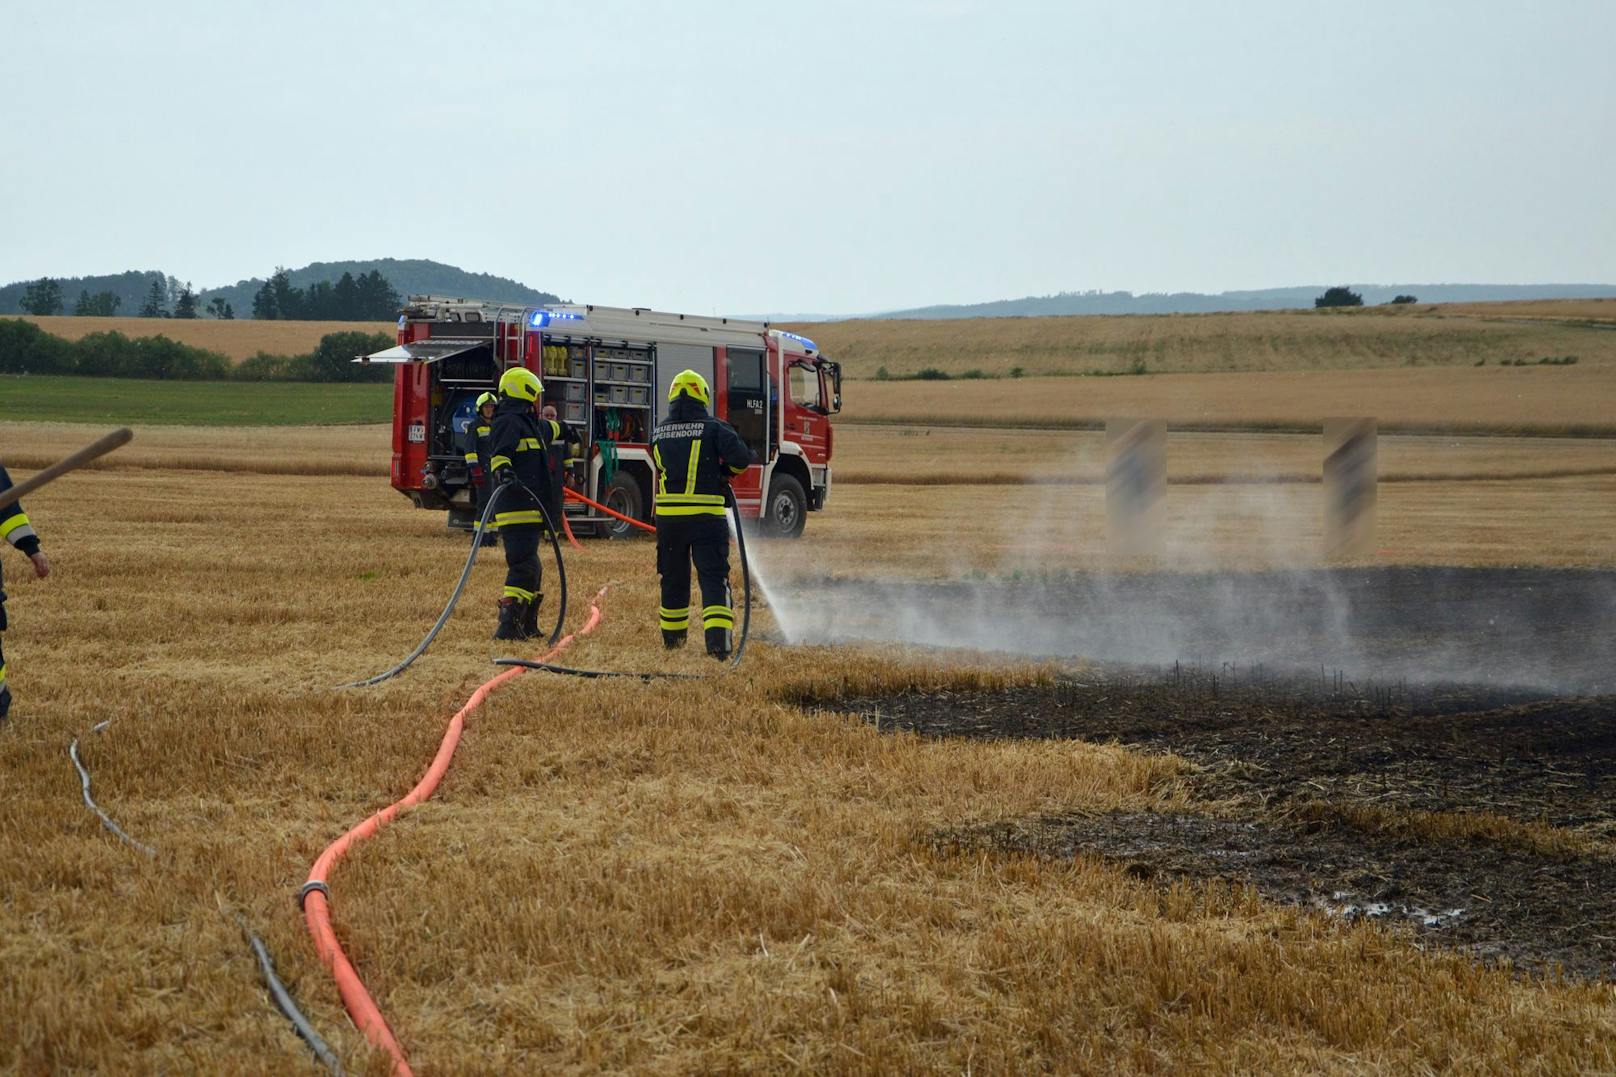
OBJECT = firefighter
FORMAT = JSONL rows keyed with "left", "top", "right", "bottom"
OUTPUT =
{"left": 652, "top": 369, "right": 756, "bottom": 659}
{"left": 0, "top": 465, "right": 51, "bottom": 722}
{"left": 460, "top": 391, "right": 498, "bottom": 546}
{"left": 487, "top": 367, "right": 561, "bottom": 641}
{"left": 540, "top": 404, "right": 584, "bottom": 533}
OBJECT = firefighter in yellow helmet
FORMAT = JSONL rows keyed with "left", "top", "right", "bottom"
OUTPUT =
{"left": 487, "top": 367, "right": 563, "bottom": 640}
{"left": 652, "top": 369, "right": 756, "bottom": 658}
{"left": 1, "top": 463, "right": 51, "bottom": 722}
{"left": 460, "top": 391, "right": 499, "bottom": 547}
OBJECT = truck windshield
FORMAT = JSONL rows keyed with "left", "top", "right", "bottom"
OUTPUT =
{"left": 788, "top": 363, "right": 820, "bottom": 410}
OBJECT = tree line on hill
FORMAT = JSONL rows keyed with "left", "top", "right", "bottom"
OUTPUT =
{"left": 0, "top": 318, "right": 393, "bottom": 382}
{"left": 249, "top": 267, "right": 399, "bottom": 320}
{"left": 1313, "top": 286, "right": 1418, "bottom": 308}
{"left": 15, "top": 266, "right": 402, "bottom": 322}
{"left": 18, "top": 274, "right": 226, "bottom": 319}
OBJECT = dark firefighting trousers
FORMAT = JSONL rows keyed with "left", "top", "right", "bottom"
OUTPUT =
{"left": 0, "top": 568, "right": 10, "bottom": 718}
{"left": 656, "top": 514, "right": 734, "bottom": 653}
{"left": 501, "top": 523, "right": 543, "bottom": 606}
{"left": 472, "top": 479, "right": 498, "bottom": 544}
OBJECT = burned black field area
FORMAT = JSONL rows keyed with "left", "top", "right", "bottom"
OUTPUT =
{"left": 814, "top": 568, "right": 1616, "bottom": 981}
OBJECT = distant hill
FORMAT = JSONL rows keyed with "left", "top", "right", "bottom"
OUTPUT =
{"left": 0, "top": 259, "right": 559, "bottom": 317}
{"left": 197, "top": 258, "right": 561, "bottom": 315}
{"left": 0, "top": 269, "right": 170, "bottom": 316}
{"left": 869, "top": 284, "right": 1616, "bottom": 320}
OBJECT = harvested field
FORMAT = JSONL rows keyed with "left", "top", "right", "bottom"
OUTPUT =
{"left": 1417, "top": 297, "right": 1616, "bottom": 324}
{"left": 4, "top": 411, "right": 1616, "bottom": 1071}
{"left": 0, "top": 375, "right": 391, "bottom": 427}
{"left": 834, "top": 425, "right": 1616, "bottom": 485}
{"left": 18, "top": 315, "right": 391, "bottom": 360}
{"left": 840, "top": 365, "right": 1616, "bottom": 436}
{"left": 9, "top": 420, "right": 1614, "bottom": 487}
{"left": 785, "top": 303, "right": 1616, "bottom": 380}
{"left": 16, "top": 296, "right": 1616, "bottom": 385}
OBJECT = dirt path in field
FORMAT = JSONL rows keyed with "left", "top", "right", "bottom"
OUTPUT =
{"left": 835, "top": 672, "right": 1616, "bottom": 980}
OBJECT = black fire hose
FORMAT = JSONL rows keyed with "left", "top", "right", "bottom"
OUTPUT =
{"left": 338, "top": 478, "right": 567, "bottom": 688}
{"left": 494, "top": 483, "right": 753, "bottom": 679}
{"left": 727, "top": 483, "right": 752, "bottom": 668}
{"left": 68, "top": 722, "right": 340, "bottom": 1072}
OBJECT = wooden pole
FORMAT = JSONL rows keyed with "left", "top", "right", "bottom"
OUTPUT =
{"left": 0, "top": 428, "right": 133, "bottom": 511}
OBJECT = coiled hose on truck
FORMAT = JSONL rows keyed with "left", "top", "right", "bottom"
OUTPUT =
{"left": 338, "top": 480, "right": 568, "bottom": 688}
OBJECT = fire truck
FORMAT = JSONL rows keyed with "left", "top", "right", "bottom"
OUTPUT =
{"left": 361, "top": 297, "right": 842, "bottom": 538}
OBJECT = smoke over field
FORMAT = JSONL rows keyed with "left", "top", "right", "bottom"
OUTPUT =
{"left": 779, "top": 567, "right": 1616, "bottom": 694}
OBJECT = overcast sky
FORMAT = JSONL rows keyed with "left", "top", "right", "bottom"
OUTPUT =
{"left": 2, "top": 0, "right": 1612, "bottom": 314}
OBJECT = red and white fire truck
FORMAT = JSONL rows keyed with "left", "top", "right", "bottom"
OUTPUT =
{"left": 362, "top": 297, "right": 842, "bottom": 538}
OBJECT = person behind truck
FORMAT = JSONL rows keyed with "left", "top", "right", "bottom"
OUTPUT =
{"left": 487, "top": 368, "right": 561, "bottom": 641}
{"left": 460, "top": 392, "right": 499, "bottom": 547}
{"left": 0, "top": 464, "right": 51, "bottom": 722}
{"left": 540, "top": 404, "right": 583, "bottom": 534}
{"left": 651, "top": 370, "right": 756, "bottom": 659}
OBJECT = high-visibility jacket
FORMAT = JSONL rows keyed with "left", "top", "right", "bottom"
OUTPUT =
{"left": 0, "top": 466, "right": 41, "bottom": 559}
{"left": 459, "top": 416, "right": 493, "bottom": 478}
{"left": 545, "top": 421, "right": 583, "bottom": 487}
{"left": 488, "top": 398, "right": 559, "bottom": 527}
{"left": 652, "top": 396, "right": 756, "bottom": 517}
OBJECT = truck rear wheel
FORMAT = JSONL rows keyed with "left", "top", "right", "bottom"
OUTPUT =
{"left": 763, "top": 474, "right": 807, "bottom": 538}
{"left": 600, "top": 472, "right": 646, "bottom": 539}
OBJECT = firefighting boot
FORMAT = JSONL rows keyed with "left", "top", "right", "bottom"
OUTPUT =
{"left": 521, "top": 594, "right": 543, "bottom": 640}
{"left": 705, "top": 627, "right": 732, "bottom": 661}
{"left": 493, "top": 597, "right": 529, "bottom": 641}
{"left": 0, "top": 684, "right": 10, "bottom": 722}
{"left": 662, "top": 628, "right": 687, "bottom": 650}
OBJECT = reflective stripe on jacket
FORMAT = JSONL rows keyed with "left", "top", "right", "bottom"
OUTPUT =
{"left": 652, "top": 396, "right": 756, "bottom": 518}
{"left": 489, "top": 400, "right": 559, "bottom": 527}
{"left": 0, "top": 466, "right": 40, "bottom": 557}
{"left": 459, "top": 421, "right": 492, "bottom": 473}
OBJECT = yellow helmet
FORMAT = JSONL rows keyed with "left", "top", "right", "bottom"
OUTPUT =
{"left": 668, "top": 368, "right": 710, "bottom": 406}
{"left": 499, "top": 366, "right": 542, "bottom": 403}
{"left": 475, "top": 391, "right": 496, "bottom": 410}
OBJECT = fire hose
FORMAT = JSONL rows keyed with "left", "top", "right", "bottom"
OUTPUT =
{"left": 68, "top": 721, "right": 341, "bottom": 1072}
{"left": 303, "top": 588, "right": 609, "bottom": 1077}
{"left": 495, "top": 484, "right": 752, "bottom": 677}
{"left": 564, "top": 486, "right": 656, "bottom": 534}
{"left": 338, "top": 480, "right": 567, "bottom": 688}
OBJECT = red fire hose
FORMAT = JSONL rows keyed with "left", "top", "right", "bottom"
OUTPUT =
{"left": 560, "top": 511, "right": 582, "bottom": 550}
{"left": 565, "top": 487, "right": 656, "bottom": 534}
{"left": 302, "top": 587, "right": 609, "bottom": 1076}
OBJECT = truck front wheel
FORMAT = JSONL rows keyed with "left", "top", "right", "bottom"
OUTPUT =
{"left": 763, "top": 474, "right": 807, "bottom": 538}
{"left": 600, "top": 472, "right": 646, "bottom": 539}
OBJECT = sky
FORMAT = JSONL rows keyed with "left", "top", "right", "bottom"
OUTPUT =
{"left": 1, "top": 0, "right": 1612, "bottom": 314}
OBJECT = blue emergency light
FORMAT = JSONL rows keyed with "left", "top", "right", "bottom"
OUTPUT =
{"left": 530, "top": 310, "right": 585, "bottom": 328}
{"left": 778, "top": 330, "right": 817, "bottom": 351}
